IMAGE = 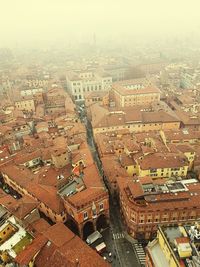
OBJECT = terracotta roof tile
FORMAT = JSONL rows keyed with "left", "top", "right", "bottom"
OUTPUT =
{"left": 44, "top": 223, "right": 75, "bottom": 247}
{"left": 28, "top": 218, "right": 51, "bottom": 235}
{"left": 138, "top": 153, "right": 188, "bottom": 170}
{"left": 83, "top": 164, "right": 103, "bottom": 188}
{"left": 15, "top": 235, "right": 48, "bottom": 265}
{"left": 67, "top": 188, "right": 107, "bottom": 207}
{"left": 0, "top": 194, "right": 39, "bottom": 220}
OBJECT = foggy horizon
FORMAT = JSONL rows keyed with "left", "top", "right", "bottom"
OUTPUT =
{"left": 1, "top": 0, "right": 200, "bottom": 49}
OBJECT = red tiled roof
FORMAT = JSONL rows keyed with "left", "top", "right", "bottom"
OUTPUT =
{"left": 26, "top": 182, "right": 65, "bottom": 214}
{"left": 67, "top": 188, "right": 107, "bottom": 208}
{"left": 59, "top": 235, "right": 110, "bottom": 267}
{"left": 28, "top": 218, "right": 51, "bottom": 235}
{"left": 92, "top": 108, "right": 179, "bottom": 129}
{"left": 175, "top": 237, "right": 190, "bottom": 244}
{"left": 0, "top": 194, "right": 39, "bottom": 220}
{"left": 1, "top": 163, "right": 66, "bottom": 214}
{"left": 117, "top": 176, "right": 200, "bottom": 212}
{"left": 128, "top": 180, "right": 144, "bottom": 198}
{"left": 101, "top": 156, "right": 127, "bottom": 183}
{"left": 14, "top": 149, "right": 41, "bottom": 165}
{"left": 15, "top": 235, "right": 48, "bottom": 265}
{"left": 138, "top": 153, "right": 188, "bottom": 170}
{"left": 35, "top": 223, "right": 110, "bottom": 267}
{"left": 44, "top": 223, "right": 75, "bottom": 247}
{"left": 83, "top": 164, "right": 103, "bottom": 188}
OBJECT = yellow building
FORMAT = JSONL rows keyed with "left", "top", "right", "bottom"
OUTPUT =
{"left": 112, "top": 80, "right": 160, "bottom": 107}
{"left": 176, "top": 146, "right": 195, "bottom": 171}
{"left": 146, "top": 225, "right": 196, "bottom": 267}
{"left": 119, "top": 154, "right": 138, "bottom": 176}
{"left": 136, "top": 153, "right": 189, "bottom": 178}
{"left": 0, "top": 223, "right": 17, "bottom": 244}
{"left": 1, "top": 166, "right": 67, "bottom": 224}
{"left": 92, "top": 109, "right": 180, "bottom": 136}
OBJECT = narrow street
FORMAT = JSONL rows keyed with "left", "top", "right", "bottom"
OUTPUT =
{"left": 79, "top": 106, "right": 142, "bottom": 267}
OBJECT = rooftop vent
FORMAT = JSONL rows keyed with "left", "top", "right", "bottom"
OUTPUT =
{"left": 57, "top": 174, "right": 64, "bottom": 180}
{"left": 47, "top": 241, "right": 51, "bottom": 247}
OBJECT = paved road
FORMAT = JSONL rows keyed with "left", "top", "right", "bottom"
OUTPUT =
{"left": 131, "top": 240, "right": 146, "bottom": 266}
{"left": 109, "top": 201, "right": 141, "bottom": 267}
{"left": 79, "top": 108, "right": 142, "bottom": 267}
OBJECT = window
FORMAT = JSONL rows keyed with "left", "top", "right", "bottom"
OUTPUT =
{"left": 83, "top": 211, "right": 88, "bottom": 220}
{"left": 150, "top": 168, "right": 157, "bottom": 173}
{"left": 99, "top": 203, "right": 104, "bottom": 211}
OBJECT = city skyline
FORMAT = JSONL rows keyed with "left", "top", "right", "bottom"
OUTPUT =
{"left": 1, "top": 0, "right": 200, "bottom": 48}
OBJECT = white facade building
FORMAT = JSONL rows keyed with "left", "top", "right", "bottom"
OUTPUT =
{"left": 20, "top": 87, "right": 44, "bottom": 97}
{"left": 66, "top": 70, "right": 112, "bottom": 101}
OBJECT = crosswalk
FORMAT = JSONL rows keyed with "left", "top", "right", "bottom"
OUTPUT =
{"left": 132, "top": 241, "right": 146, "bottom": 266}
{"left": 112, "top": 232, "right": 124, "bottom": 240}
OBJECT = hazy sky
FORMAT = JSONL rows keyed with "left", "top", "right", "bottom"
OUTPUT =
{"left": 1, "top": 0, "right": 200, "bottom": 48}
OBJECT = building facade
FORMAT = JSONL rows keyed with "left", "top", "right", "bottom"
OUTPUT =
{"left": 66, "top": 70, "right": 112, "bottom": 101}
{"left": 112, "top": 79, "right": 160, "bottom": 107}
{"left": 117, "top": 176, "right": 200, "bottom": 241}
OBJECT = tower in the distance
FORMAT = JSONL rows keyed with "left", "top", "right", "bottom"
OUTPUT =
{"left": 93, "top": 33, "right": 96, "bottom": 48}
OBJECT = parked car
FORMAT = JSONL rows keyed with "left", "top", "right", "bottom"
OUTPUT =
{"left": 86, "top": 231, "right": 102, "bottom": 245}
{"left": 95, "top": 242, "right": 107, "bottom": 254}
{"left": 86, "top": 231, "right": 107, "bottom": 255}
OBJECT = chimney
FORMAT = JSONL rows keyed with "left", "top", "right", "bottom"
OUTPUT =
{"left": 75, "top": 258, "right": 79, "bottom": 266}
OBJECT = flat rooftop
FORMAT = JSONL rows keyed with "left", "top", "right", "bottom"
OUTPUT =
{"left": 0, "top": 216, "right": 33, "bottom": 258}
{"left": 58, "top": 177, "right": 84, "bottom": 197}
{"left": 148, "top": 240, "right": 169, "bottom": 267}
{"left": 164, "top": 227, "right": 183, "bottom": 244}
